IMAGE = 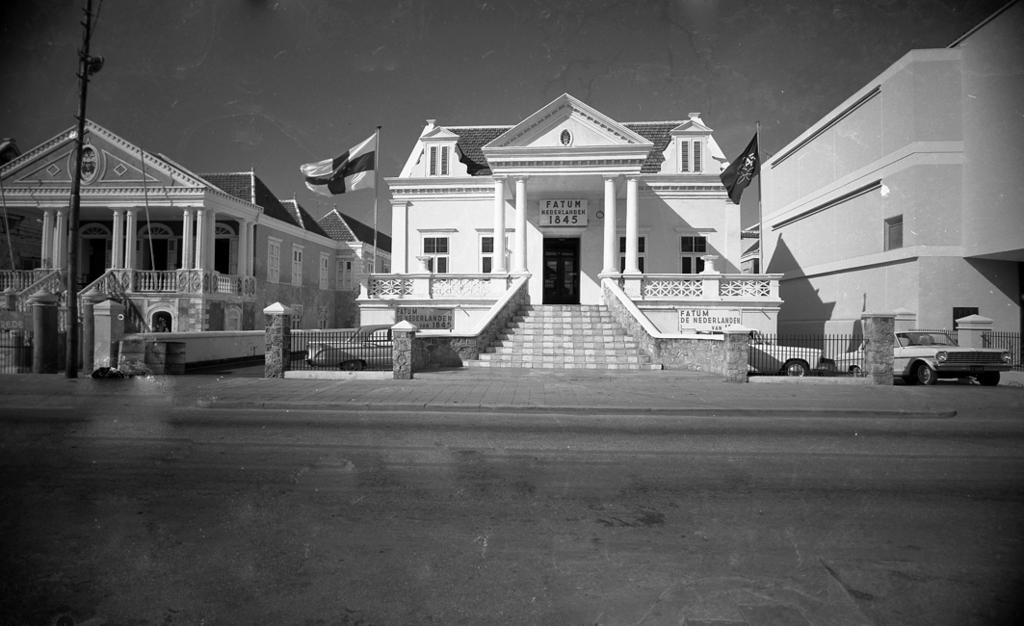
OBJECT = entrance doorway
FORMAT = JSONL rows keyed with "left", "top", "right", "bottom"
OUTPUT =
{"left": 542, "top": 237, "right": 580, "bottom": 304}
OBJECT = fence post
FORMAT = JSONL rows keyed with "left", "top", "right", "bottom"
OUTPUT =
{"left": 1, "top": 287, "right": 16, "bottom": 311}
{"left": 392, "top": 320, "right": 417, "bottom": 380}
{"left": 28, "top": 289, "right": 59, "bottom": 373}
{"left": 263, "top": 302, "right": 293, "bottom": 378}
{"left": 722, "top": 325, "right": 750, "bottom": 383}
{"left": 955, "top": 314, "right": 992, "bottom": 348}
{"left": 861, "top": 312, "right": 895, "bottom": 385}
{"left": 92, "top": 298, "right": 124, "bottom": 369}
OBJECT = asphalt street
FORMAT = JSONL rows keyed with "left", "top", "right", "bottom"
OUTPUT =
{"left": 1, "top": 370, "right": 1022, "bottom": 625}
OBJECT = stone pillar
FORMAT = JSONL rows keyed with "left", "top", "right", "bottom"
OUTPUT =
{"left": 601, "top": 175, "right": 618, "bottom": 275}
{"left": 81, "top": 289, "right": 107, "bottom": 373}
{"left": 41, "top": 209, "right": 55, "bottom": 268}
{"left": 392, "top": 320, "right": 417, "bottom": 380}
{"left": 111, "top": 209, "right": 125, "bottom": 269}
{"left": 492, "top": 176, "right": 507, "bottom": 273}
{"left": 93, "top": 298, "right": 125, "bottom": 369}
{"left": 391, "top": 200, "right": 409, "bottom": 274}
{"left": 893, "top": 308, "right": 917, "bottom": 333}
{"left": 193, "top": 208, "right": 206, "bottom": 270}
{"left": 722, "top": 326, "right": 751, "bottom": 383}
{"left": 956, "top": 314, "right": 993, "bottom": 348}
{"left": 623, "top": 177, "right": 640, "bottom": 274}
{"left": 124, "top": 208, "right": 137, "bottom": 269}
{"left": 861, "top": 312, "right": 895, "bottom": 385}
{"left": 181, "top": 208, "right": 194, "bottom": 271}
{"left": 263, "top": 302, "right": 293, "bottom": 378}
{"left": 1, "top": 287, "right": 16, "bottom": 311}
{"left": 29, "top": 289, "right": 59, "bottom": 373}
{"left": 513, "top": 176, "right": 528, "bottom": 273}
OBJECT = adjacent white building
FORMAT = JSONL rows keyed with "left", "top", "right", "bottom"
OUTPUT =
{"left": 761, "top": 1, "right": 1023, "bottom": 336}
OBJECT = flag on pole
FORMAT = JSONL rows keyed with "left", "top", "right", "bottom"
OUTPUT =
{"left": 301, "top": 133, "right": 376, "bottom": 195}
{"left": 720, "top": 133, "right": 760, "bottom": 204}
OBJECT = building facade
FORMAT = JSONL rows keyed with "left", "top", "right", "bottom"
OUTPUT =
{"left": 761, "top": 1, "right": 1023, "bottom": 336}
{"left": 0, "top": 121, "right": 387, "bottom": 333}
{"left": 361, "top": 93, "right": 781, "bottom": 338}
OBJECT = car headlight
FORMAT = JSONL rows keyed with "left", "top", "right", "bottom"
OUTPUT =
{"left": 1002, "top": 351, "right": 1011, "bottom": 364}
{"left": 936, "top": 351, "right": 948, "bottom": 363}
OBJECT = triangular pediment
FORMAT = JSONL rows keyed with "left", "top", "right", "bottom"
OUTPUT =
{"left": 671, "top": 113, "right": 713, "bottom": 135}
{"left": 485, "top": 93, "right": 651, "bottom": 149}
{"left": 1, "top": 120, "right": 208, "bottom": 192}
{"left": 421, "top": 127, "right": 460, "bottom": 142}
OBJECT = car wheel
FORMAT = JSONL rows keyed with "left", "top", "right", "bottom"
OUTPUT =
{"left": 977, "top": 372, "right": 1000, "bottom": 386}
{"left": 783, "top": 360, "right": 809, "bottom": 377}
{"left": 849, "top": 365, "right": 862, "bottom": 376}
{"left": 340, "top": 360, "right": 365, "bottom": 371}
{"left": 914, "top": 361, "right": 937, "bottom": 385}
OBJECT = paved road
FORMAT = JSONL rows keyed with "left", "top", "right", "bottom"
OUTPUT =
{"left": 2, "top": 387, "right": 1022, "bottom": 625}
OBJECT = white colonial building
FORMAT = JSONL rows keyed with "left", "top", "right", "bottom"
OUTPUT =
{"left": 358, "top": 94, "right": 781, "bottom": 369}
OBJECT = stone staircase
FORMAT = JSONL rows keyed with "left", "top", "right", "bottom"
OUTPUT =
{"left": 465, "top": 304, "right": 662, "bottom": 370}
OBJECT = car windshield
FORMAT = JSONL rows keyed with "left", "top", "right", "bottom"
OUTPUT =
{"left": 895, "top": 331, "right": 957, "bottom": 348}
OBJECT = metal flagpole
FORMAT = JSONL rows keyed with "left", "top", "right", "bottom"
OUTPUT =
{"left": 372, "top": 125, "right": 381, "bottom": 274}
{"left": 756, "top": 120, "right": 763, "bottom": 274}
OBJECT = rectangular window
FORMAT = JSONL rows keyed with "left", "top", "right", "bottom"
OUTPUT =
{"left": 618, "top": 236, "right": 646, "bottom": 273}
{"left": 479, "top": 234, "right": 510, "bottom": 273}
{"left": 680, "top": 141, "right": 689, "bottom": 172}
{"left": 319, "top": 252, "right": 330, "bottom": 291}
{"left": 680, "top": 235, "right": 707, "bottom": 274}
{"left": 441, "top": 146, "right": 449, "bottom": 175}
{"left": 429, "top": 146, "right": 437, "bottom": 176}
{"left": 693, "top": 141, "right": 702, "bottom": 173}
{"left": 336, "top": 258, "right": 352, "bottom": 290}
{"left": 291, "top": 244, "right": 304, "bottom": 286}
{"left": 267, "top": 239, "right": 280, "bottom": 283}
{"left": 423, "top": 236, "right": 449, "bottom": 274}
{"left": 885, "top": 215, "right": 903, "bottom": 251}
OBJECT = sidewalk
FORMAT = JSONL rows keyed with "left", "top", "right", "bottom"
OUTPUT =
{"left": 2, "top": 367, "right": 1021, "bottom": 419}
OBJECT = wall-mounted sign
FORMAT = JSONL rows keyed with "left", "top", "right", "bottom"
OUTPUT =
{"left": 396, "top": 306, "right": 453, "bottom": 330}
{"left": 0, "top": 311, "right": 25, "bottom": 331}
{"left": 678, "top": 308, "right": 742, "bottom": 333}
{"left": 539, "top": 199, "right": 588, "bottom": 226}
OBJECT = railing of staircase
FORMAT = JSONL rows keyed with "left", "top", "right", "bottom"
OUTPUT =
{"left": 366, "top": 273, "right": 514, "bottom": 300}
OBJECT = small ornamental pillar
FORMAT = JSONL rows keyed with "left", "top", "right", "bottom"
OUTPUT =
{"left": 263, "top": 302, "right": 294, "bottom": 378}
{"left": 392, "top": 320, "right": 417, "bottom": 380}
{"left": 81, "top": 289, "right": 107, "bottom": 373}
{"left": 93, "top": 298, "right": 125, "bottom": 369}
{"left": 412, "top": 256, "right": 432, "bottom": 298}
{"left": 722, "top": 325, "right": 751, "bottom": 383}
{"left": 956, "top": 314, "right": 993, "bottom": 349}
{"left": 861, "top": 312, "right": 895, "bottom": 385}
{"left": 1, "top": 287, "right": 17, "bottom": 311}
{"left": 28, "top": 289, "right": 59, "bottom": 374}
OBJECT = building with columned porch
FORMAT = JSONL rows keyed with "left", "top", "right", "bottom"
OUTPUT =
{"left": 359, "top": 94, "right": 783, "bottom": 369}
{"left": 0, "top": 120, "right": 386, "bottom": 333}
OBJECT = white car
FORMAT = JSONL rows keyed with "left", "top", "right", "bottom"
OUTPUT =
{"left": 894, "top": 330, "right": 1010, "bottom": 386}
{"left": 748, "top": 332, "right": 829, "bottom": 377}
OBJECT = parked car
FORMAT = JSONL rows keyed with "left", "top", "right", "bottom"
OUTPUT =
{"left": 747, "top": 332, "right": 830, "bottom": 376}
{"left": 306, "top": 325, "right": 393, "bottom": 371}
{"left": 829, "top": 341, "right": 866, "bottom": 376}
{"left": 893, "top": 330, "right": 1010, "bottom": 386}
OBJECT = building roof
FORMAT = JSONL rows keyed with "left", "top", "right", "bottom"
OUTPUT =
{"left": 201, "top": 171, "right": 300, "bottom": 228}
{"left": 444, "top": 121, "right": 676, "bottom": 175}
{"left": 318, "top": 208, "right": 392, "bottom": 253}
{"left": 280, "top": 198, "right": 329, "bottom": 238}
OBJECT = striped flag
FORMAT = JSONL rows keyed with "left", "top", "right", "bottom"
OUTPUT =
{"left": 300, "top": 133, "right": 376, "bottom": 195}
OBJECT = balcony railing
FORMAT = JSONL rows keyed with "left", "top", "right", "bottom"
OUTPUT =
{"left": 365, "top": 273, "right": 515, "bottom": 300}
{"left": 623, "top": 273, "right": 781, "bottom": 301}
{"left": 84, "top": 269, "right": 257, "bottom": 298}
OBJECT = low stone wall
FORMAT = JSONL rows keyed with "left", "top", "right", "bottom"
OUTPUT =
{"left": 411, "top": 279, "right": 530, "bottom": 370}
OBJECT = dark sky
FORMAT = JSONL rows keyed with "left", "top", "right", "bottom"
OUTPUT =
{"left": 0, "top": 0, "right": 1007, "bottom": 230}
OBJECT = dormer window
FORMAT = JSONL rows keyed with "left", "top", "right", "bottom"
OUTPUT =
{"left": 679, "top": 139, "right": 702, "bottom": 174}
{"left": 429, "top": 145, "right": 450, "bottom": 176}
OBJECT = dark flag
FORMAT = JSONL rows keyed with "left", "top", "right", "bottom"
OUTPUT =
{"left": 720, "top": 133, "right": 760, "bottom": 204}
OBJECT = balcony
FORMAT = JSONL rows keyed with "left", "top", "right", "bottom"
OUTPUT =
{"left": 87, "top": 268, "right": 257, "bottom": 298}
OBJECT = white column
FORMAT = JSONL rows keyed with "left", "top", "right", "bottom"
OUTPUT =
{"left": 180, "top": 209, "right": 193, "bottom": 271}
{"left": 193, "top": 209, "right": 205, "bottom": 270}
{"left": 53, "top": 209, "right": 67, "bottom": 270}
{"left": 392, "top": 200, "right": 408, "bottom": 274}
{"left": 513, "top": 176, "right": 528, "bottom": 273}
{"left": 238, "top": 219, "right": 250, "bottom": 276}
{"left": 247, "top": 221, "right": 256, "bottom": 275}
{"left": 601, "top": 175, "right": 618, "bottom": 275}
{"left": 205, "top": 211, "right": 217, "bottom": 271}
{"left": 492, "top": 176, "right": 507, "bottom": 273}
{"left": 624, "top": 177, "right": 640, "bottom": 274}
{"left": 111, "top": 209, "right": 124, "bottom": 269}
{"left": 124, "top": 209, "right": 137, "bottom": 269}
{"left": 41, "top": 210, "right": 55, "bottom": 268}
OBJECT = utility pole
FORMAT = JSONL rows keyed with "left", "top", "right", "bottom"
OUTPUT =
{"left": 66, "top": 0, "right": 103, "bottom": 378}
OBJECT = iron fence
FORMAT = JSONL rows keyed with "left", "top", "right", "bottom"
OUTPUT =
{"left": 749, "top": 333, "right": 864, "bottom": 377}
{"left": 0, "top": 332, "right": 32, "bottom": 374}
{"left": 289, "top": 327, "right": 393, "bottom": 372}
{"left": 984, "top": 331, "right": 1022, "bottom": 370}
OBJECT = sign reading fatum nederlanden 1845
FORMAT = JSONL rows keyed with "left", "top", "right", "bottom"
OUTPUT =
{"left": 678, "top": 308, "right": 742, "bottom": 333}
{"left": 539, "top": 199, "right": 588, "bottom": 226}
{"left": 396, "top": 307, "right": 453, "bottom": 330}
